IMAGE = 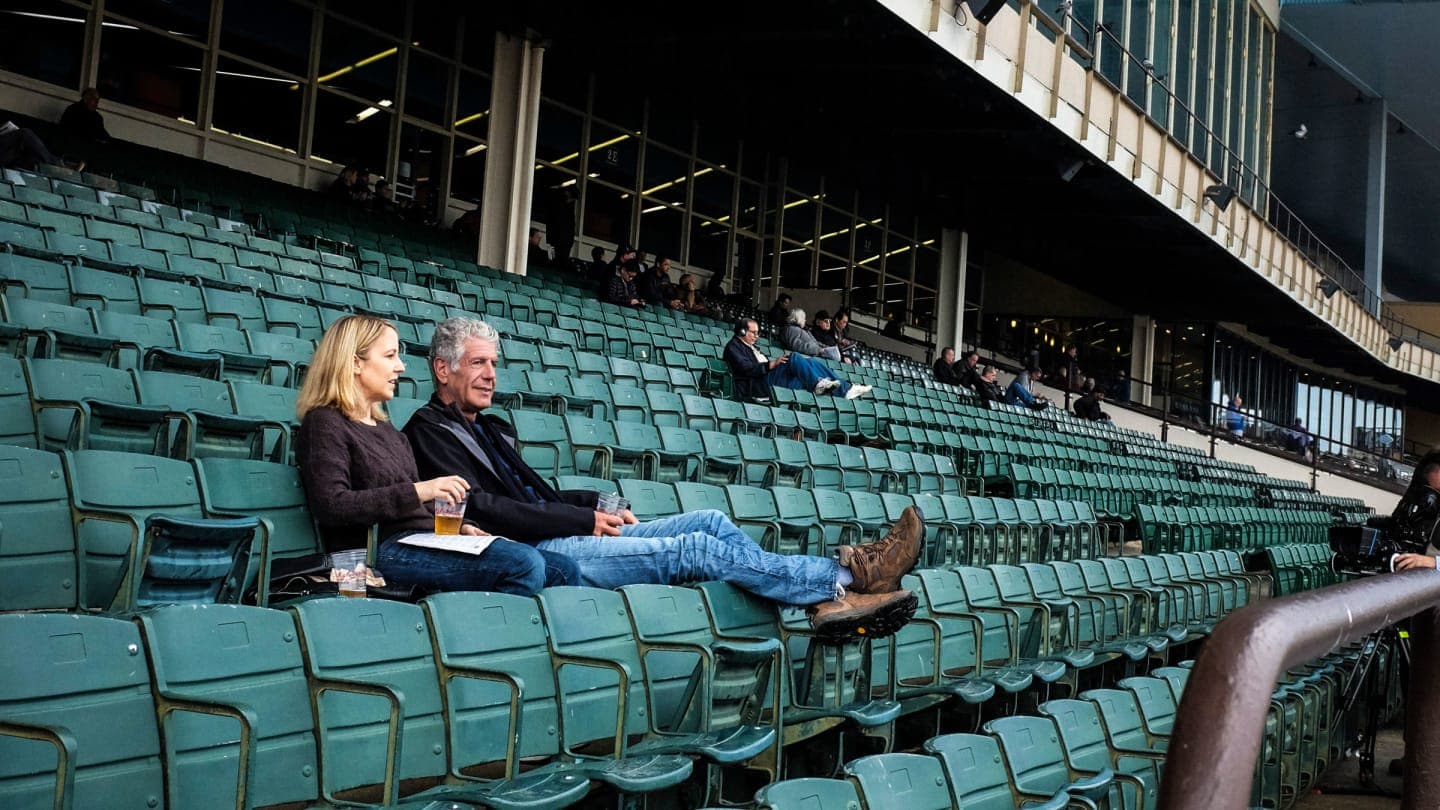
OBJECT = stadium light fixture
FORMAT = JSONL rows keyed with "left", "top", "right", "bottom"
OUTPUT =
{"left": 1389, "top": 337, "right": 1404, "bottom": 352}
{"left": 1317, "top": 279, "right": 1341, "bottom": 299}
{"left": 1203, "top": 184, "right": 1236, "bottom": 211}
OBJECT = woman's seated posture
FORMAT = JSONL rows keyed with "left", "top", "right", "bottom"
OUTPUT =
{"left": 780, "top": 308, "right": 843, "bottom": 363}
{"left": 294, "top": 314, "right": 578, "bottom": 596}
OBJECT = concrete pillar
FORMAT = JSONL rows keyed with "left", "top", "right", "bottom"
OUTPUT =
{"left": 936, "top": 229, "right": 968, "bottom": 351}
{"left": 1363, "top": 99, "right": 1387, "bottom": 314}
{"left": 1130, "top": 315, "right": 1155, "bottom": 407}
{"left": 478, "top": 32, "right": 545, "bottom": 276}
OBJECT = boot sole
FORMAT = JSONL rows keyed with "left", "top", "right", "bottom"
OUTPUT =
{"left": 812, "top": 591, "right": 919, "bottom": 644}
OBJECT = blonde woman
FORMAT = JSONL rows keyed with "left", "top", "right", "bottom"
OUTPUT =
{"left": 294, "top": 314, "right": 578, "bottom": 595}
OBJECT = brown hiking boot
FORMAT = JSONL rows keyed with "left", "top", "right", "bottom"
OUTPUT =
{"left": 808, "top": 589, "right": 918, "bottom": 642}
{"left": 837, "top": 505, "right": 924, "bottom": 594}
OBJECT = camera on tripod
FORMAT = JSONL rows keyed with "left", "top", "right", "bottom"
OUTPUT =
{"left": 1329, "top": 521, "right": 1427, "bottom": 577}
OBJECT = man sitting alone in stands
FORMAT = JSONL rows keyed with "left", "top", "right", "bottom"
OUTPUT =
{"left": 725, "top": 318, "right": 871, "bottom": 402}
{"left": 1073, "top": 386, "right": 1111, "bottom": 421}
{"left": 405, "top": 317, "right": 921, "bottom": 640}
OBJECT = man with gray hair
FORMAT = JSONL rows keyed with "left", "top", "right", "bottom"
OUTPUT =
{"left": 781, "top": 308, "right": 843, "bottom": 364}
{"left": 404, "top": 317, "right": 923, "bottom": 641}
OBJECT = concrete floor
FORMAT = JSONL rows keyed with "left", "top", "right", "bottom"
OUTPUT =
{"left": 1297, "top": 726, "right": 1405, "bottom": 809}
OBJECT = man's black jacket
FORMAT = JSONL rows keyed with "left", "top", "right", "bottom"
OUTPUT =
{"left": 723, "top": 336, "right": 770, "bottom": 401}
{"left": 403, "top": 395, "right": 598, "bottom": 543}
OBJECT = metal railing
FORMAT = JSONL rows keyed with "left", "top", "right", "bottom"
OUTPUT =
{"left": 1160, "top": 572, "right": 1440, "bottom": 809}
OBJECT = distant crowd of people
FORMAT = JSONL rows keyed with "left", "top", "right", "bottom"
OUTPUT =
{"left": 933, "top": 343, "right": 1122, "bottom": 422}
{"left": 328, "top": 165, "right": 439, "bottom": 226}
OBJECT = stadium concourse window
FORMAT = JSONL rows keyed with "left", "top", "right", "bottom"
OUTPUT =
{"left": 317, "top": 15, "right": 398, "bottom": 108}
{"left": 98, "top": 19, "right": 204, "bottom": 123}
{"left": 211, "top": 57, "right": 302, "bottom": 153}
{"left": 451, "top": 139, "right": 487, "bottom": 205}
{"left": 397, "top": 123, "right": 444, "bottom": 212}
{"left": 0, "top": 1, "right": 87, "bottom": 91}
{"left": 777, "top": 242, "right": 813, "bottom": 289}
{"left": 582, "top": 181, "right": 633, "bottom": 249}
{"left": 639, "top": 202, "right": 683, "bottom": 265}
{"left": 404, "top": 49, "right": 452, "bottom": 126}
{"left": 220, "top": 0, "right": 312, "bottom": 78}
{"left": 454, "top": 69, "right": 491, "bottom": 142}
{"left": 311, "top": 90, "right": 390, "bottom": 178}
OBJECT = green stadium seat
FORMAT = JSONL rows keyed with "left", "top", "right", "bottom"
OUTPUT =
{"left": 0, "top": 445, "right": 78, "bottom": 610}
{"left": 984, "top": 715, "right": 1122, "bottom": 809}
{"left": 925, "top": 733, "right": 1069, "bottom": 810}
{"left": 617, "top": 478, "right": 681, "bottom": 521}
{"left": 0, "top": 613, "right": 165, "bottom": 809}
{"left": 0, "top": 251, "right": 69, "bottom": 304}
{"left": 754, "top": 778, "right": 861, "bottom": 810}
{"left": 843, "top": 752, "right": 955, "bottom": 810}
{"left": 1039, "top": 698, "right": 1159, "bottom": 810}
{"left": 24, "top": 358, "right": 166, "bottom": 453}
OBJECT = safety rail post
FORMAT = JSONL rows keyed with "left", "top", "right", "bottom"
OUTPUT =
{"left": 1160, "top": 572, "right": 1440, "bottom": 810}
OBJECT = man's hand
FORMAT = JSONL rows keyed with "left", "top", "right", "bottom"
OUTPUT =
{"left": 1394, "top": 553, "right": 1437, "bottom": 571}
{"left": 593, "top": 511, "right": 625, "bottom": 536}
{"left": 460, "top": 524, "right": 492, "bottom": 537}
{"left": 620, "top": 509, "right": 638, "bottom": 525}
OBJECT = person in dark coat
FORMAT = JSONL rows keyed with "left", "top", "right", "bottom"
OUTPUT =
{"left": 933, "top": 347, "right": 961, "bottom": 385}
{"left": 767, "top": 294, "right": 793, "bottom": 327}
{"left": 59, "top": 88, "right": 109, "bottom": 143}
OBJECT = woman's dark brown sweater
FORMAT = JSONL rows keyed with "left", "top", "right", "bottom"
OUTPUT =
{"left": 295, "top": 405, "right": 432, "bottom": 552}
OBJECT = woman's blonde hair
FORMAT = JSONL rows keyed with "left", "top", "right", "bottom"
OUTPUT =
{"left": 296, "top": 313, "right": 398, "bottom": 422}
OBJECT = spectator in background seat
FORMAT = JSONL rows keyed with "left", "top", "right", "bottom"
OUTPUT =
{"left": 726, "top": 318, "right": 871, "bottom": 402}
{"left": 782, "top": 308, "right": 842, "bottom": 363}
{"left": 329, "top": 165, "right": 370, "bottom": 203}
{"left": 1006, "top": 367, "right": 1051, "bottom": 410}
{"left": 637, "top": 255, "right": 673, "bottom": 306}
{"left": 673, "top": 273, "right": 709, "bottom": 316}
{"left": 1073, "top": 388, "right": 1111, "bottom": 421}
{"left": 604, "top": 260, "right": 645, "bottom": 308}
{"left": 768, "top": 293, "right": 793, "bottom": 327}
{"left": 933, "top": 347, "right": 960, "bottom": 385}
{"left": 527, "top": 228, "right": 550, "bottom": 269}
{"left": 832, "top": 308, "right": 860, "bottom": 363}
{"left": 975, "top": 365, "right": 1005, "bottom": 402}
{"left": 0, "top": 120, "right": 79, "bottom": 171}
{"left": 1225, "top": 395, "right": 1247, "bottom": 437}
{"left": 60, "top": 87, "right": 108, "bottom": 144}
{"left": 1062, "top": 344, "right": 1083, "bottom": 392}
{"left": 957, "top": 350, "right": 981, "bottom": 390}
{"left": 882, "top": 306, "right": 907, "bottom": 339}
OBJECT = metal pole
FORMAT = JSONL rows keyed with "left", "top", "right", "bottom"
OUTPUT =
{"left": 1162, "top": 573, "right": 1440, "bottom": 810}
{"left": 1405, "top": 607, "right": 1440, "bottom": 810}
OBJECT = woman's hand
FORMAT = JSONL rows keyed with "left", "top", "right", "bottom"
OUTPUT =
{"left": 416, "top": 475, "right": 470, "bottom": 505}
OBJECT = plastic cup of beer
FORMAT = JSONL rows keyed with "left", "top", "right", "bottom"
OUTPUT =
{"left": 433, "top": 498, "right": 465, "bottom": 534}
{"left": 338, "top": 565, "right": 367, "bottom": 598}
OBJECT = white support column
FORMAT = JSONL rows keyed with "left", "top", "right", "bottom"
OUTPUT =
{"left": 1130, "top": 315, "right": 1155, "bottom": 407}
{"left": 1363, "top": 98, "right": 1387, "bottom": 314}
{"left": 936, "top": 228, "right": 968, "bottom": 351}
{"left": 478, "top": 32, "right": 545, "bottom": 276}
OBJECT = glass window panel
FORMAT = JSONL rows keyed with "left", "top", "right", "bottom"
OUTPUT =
{"left": 98, "top": 26, "right": 203, "bottom": 121}
{"left": 536, "top": 101, "right": 582, "bottom": 166}
{"left": 818, "top": 205, "right": 852, "bottom": 253}
{"left": 107, "top": 0, "right": 209, "bottom": 42}
{"left": 854, "top": 218, "right": 884, "bottom": 263}
{"left": 318, "top": 16, "right": 398, "bottom": 104}
{"left": 1150, "top": 0, "right": 1173, "bottom": 120}
{"left": 213, "top": 56, "right": 302, "bottom": 152}
{"left": 851, "top": 266, "right": 881, "bottom": 317}
{"left": 451, "top": 137, "right": 487, "bottom": 203}
{"left": 1210, "top": 0, "right": 1231, "bottom": 174}
{"left": 221, "top": 0, "right": 311, "bottom": 78}
{"left": 1193, "top": 0, "right": 1212, "bottom": 156}
{"left": 688, "top": 216, "right": 728, "bottom": 276}
{"left": 1126, "top": 0, "right": 1149, "bottom": 108}
{"left": 593, "top": 84, "right": 643, "bottom": 131}
{"left": 582, "top": 181, "right": 632, "bottom": 246}
{"left": 463, "top": 13, "right": 497, "bottom": 73}
{"left": 787, "top": 165, "right": 821, "bottom": 199}
{"left": 1174, "top": 0, "right": 1194, "bottom": 146}
{"left": 638, "top": 200, "right": 683, "bottom": 266}
{"left": 403, "top": 50, "right": 450, "bottom": 125}
{"left": 697, "top": 122, "right": 737, "bottom": 169}
{"left": 647, "top": 110, "right": 691, "bottom": 154}
{"left": 1247, "top": 14, "right": 1265, "bottom": 171}
{"left": 0, "top": 1, "right": 86, "bottom": 90}
{"left": 781, "top": 192, "right": 816, "bottom": 243}
{"left": 312, "top": 90, "right": 391, "bottom": 174}
{"left": 587, "top": 122, "right": 638, "bottom": 189}
{"left": 817, "top": 257, "right": 848, "bottom": 292}
{"left": 759, "top": 237, "right": 778, "bottom": 287}
{"left": 779, "top": 244, "right": 813, "bottom": 289}
{"left": 454, "top": 69, "right": 491, "bottom": 139}
{"left": 1098, "top": 0, "right": 1126, "bottom": 85}
{"left": 412, "top": 6, "right": 460, "bottom": 58}
{"left": 1228, "top": 1, "right": 1249, "bottom": 168}
{"left": 692, "top": 166, "right": 733, "bottom": 223}
{"left": 397, "top": 123, "right": 445, "bottom": 203}
{"left": 641, "top": 144, "right": 689, "bottom": 207}
{"left": 735, "top": 181, "right": 762, "bottom": 234}
{"left": 912, "top": 286, "right": 937, "bottom": 333}
{"left": 332, "top": 2, "right": 403, "bottom": 36}
{"left": 914, "top": 246, "right": 939, "bottom": 289}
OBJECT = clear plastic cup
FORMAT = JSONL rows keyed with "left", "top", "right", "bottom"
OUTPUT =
{"left": 433, "top": 498, "right": 465, "bottom": 535}
{"left": 597, "top": 493, "right": 629, "bottom": 517}
{"left": 338, "top": 564, "right": 367, "bottom": 598}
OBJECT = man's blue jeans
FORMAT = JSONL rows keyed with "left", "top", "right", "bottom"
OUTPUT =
{"left": 378, "top": 534, "right": 580, "bottom": 596}
{"left": 768, "top": 354, "right": 850, "bottom": 397}
{"left": 536, "top": 509, "right": 842, "bottom": 605}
